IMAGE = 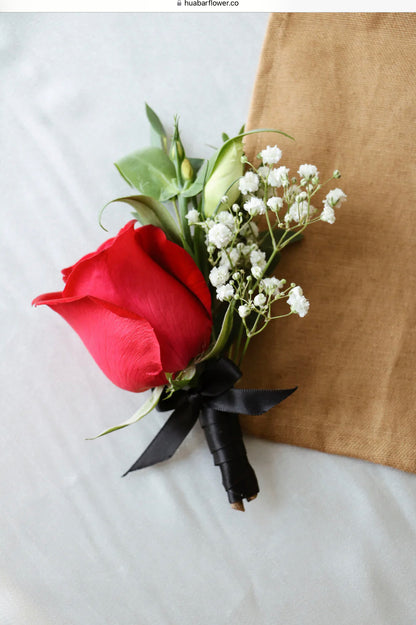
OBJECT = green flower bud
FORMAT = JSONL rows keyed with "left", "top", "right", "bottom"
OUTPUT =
{"left": 176, "top": 140, "right": 184, "bottom": 160}
{"left": 203, "top": 137, "right": 244, "bottom": 217}
{"left": 169, "top": 139, "right": 184, "bottom": 163}
{"left": 181, "top": 158, "right": 194, "bottom": 181}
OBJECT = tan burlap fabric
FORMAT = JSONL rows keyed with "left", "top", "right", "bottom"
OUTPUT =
{"left": 241, "top": 13, "right": 416, "bottom": 473}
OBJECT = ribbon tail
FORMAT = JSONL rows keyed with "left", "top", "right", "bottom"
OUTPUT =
{"left": 208, "top": 386, "right": 297, "bottom": 415}
{"left": 122, "top": 401, "right": 199, "bottom": 476}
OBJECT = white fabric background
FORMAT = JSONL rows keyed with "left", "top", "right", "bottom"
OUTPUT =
{"left": 1, "top": 12, "right": 416, "bottom": 625}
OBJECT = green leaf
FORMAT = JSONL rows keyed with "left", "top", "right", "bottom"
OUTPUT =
{"left": 99, "top": 195, "right": 181, "bottom": 245}
{"left": 145, "top": 103, "right": 167, "bottom": 139}
{"left": 188, "top": 158, "right": 204, "bottom": 173}
{"left": 221, "top": 132, "right": 230, "bottom": 142}
{"left": 181, "top": 160, "right": 208, "bottom": 198}
{"left": 86, "top": 386, "right": 164, "bottom": 439}
{"left": 201, "top": 301, "right": 235, "bottom": 361}
{"left": 115, "top": 147, "right": 179, "bottom": 202}
{"left": 150, "top": 124, "right": 164, "bottom": 150}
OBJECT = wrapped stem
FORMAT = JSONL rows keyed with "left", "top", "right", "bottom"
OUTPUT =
{"left": 199, "top": 406, "right": 259, "bottom": 510}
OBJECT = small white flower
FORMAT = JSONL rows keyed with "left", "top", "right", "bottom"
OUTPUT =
{"left": 287, "top": 286, "right": 310, "bottom": 317}
{"left": 267, "top": 196, "right": 283, "bottom": 212}
{"left": 231, "top": 203, "right": 240, "bottom": 213}
{"left": 257, "top": 166, "right": 270, "bottom": 178}
{"left": 216, "top": 283, "right": 234, "bottom": 302}
{"left": 209, "top": 266, "right": 230, "bottom": 288}
{"left": 320, "top": 204, "right": 336, "bottom": 224}
{"left": 219, "top": 248, "right": 240, "bottom": 269}
{"left": 285, "top": 200, "right": 314, "bottom": 224}
{"left": 219, "top": 252, "right": 231, "bottom": 270}
{"left": 249, "top": 222, "right": 259, "bottom": 238}
{"left": 325, "top": 188, "right": 347, "bottom": 208}
{"left": 250, "top": 249, "right": 266, "bottom": 267}
{"left": 298, "top": 164, "right": 318, "bottom": 180}
{"left": 268, "top": 166, "right": 290, "bottom": 188}
{"left": 260, "top": 145, "right": 282, "bottom": 165}
{"left": 251, "top": 265, "right": 264, "bottom": 279}
{"left": 261, "top": 277, "right": 285, "bottom": 295}
{"left": 243, "top": 196, "right": 266, "bottom": 216}
{"left": 207, "top": 223, "right": 233, "bottom": 249}
{"left": 186, "top": 208, "right": 200, "bottom": 225}
{"left": 229, "top": 248, "right": 241, "bottom": 266}
{"left": 221, "top": 195, "right": 229, "bottom": 204}
{"left": 217, "top": 211, "right": 235, "bottom": 230}
{"left": 237, "top": 242, "right": 254, "bottom": 257}
{"left": 240, "top": 221, "right": 259, "bottom": 240}
{"left": 238, "top": 171, "right": 259, "bottom": 195}
{"left": 295, "top": 192, "right": 308, "bottom": 202}
{"left": 238, "top": 304, "right": 251, "bottom": 318}
{"left": 254, "top": 293, "right": 267, "bottom": 307}
{"left": 250, "top": 247, "right": 267, "bottom": 278}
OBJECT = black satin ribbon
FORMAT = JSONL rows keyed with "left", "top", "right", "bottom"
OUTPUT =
{"left": 123, "top": 358, "right": 296, "bottom": 503}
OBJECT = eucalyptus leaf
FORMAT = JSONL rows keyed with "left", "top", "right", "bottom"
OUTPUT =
{"left": 145, "top": 103, "right": 167, "bottom": 139}
{"left": 115, "top": 147, "right": 179, "bottom": 202}
{"left": 86, "top": 386, "right": 164, "bottom": 439}
{"left": 99, "top": 195, "right": 181, "bottom": 245}
{"left": 201, "top": 301, "right": 234, "bottom": 361}
{"left": 150, "top": 124, "right": 164, "bottom": 150}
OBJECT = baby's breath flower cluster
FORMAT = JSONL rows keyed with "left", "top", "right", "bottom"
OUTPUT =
{"left": 186, "top": 144, "right": 346, "bottom": 362}
{"left": 112, "top": 106, "right": 346, "bottom": 369}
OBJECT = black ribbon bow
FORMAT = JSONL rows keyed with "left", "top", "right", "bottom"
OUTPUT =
{"left": 123, "top": 358, "right": 296, "bottom": 507}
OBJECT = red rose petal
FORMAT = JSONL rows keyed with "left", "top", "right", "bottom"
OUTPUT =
{"left": 62, "top": 222, "right": 212, "bottom": 373}
{"left": 135, "top": 225, "right": 212, "bottom": 316}
{"left": 34, "top": 293, "right": 166, "bottom": 392}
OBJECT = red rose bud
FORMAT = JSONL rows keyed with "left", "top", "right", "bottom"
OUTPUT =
{"left": 33, "top": 221, "right": 212, "bottom": 392}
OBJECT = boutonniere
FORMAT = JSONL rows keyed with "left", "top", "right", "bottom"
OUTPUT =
{"left": 33, "top": 104, "right": 346, "bottom": 510}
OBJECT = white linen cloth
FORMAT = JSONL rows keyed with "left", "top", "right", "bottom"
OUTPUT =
{"left": 1, "top": 12, "right": 416, "bottom": 625}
